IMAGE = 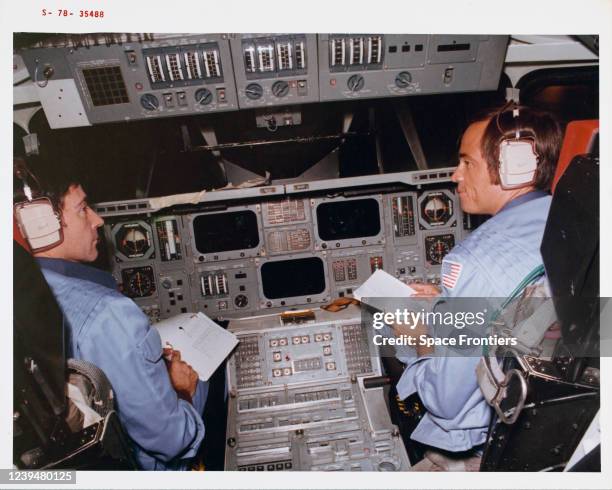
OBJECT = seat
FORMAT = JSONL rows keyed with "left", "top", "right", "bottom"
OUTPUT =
{"left": 479, "top": 121, "right": 600, "bottom": 471}
{"left": 13, "top": 240, "right": 138, "bottom": 469}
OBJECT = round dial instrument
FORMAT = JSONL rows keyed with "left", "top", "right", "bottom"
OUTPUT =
{"left": 245, "top": 83, "right": 263, "bottom": 100}
{"left": 271, "top": 80, "right": 289, "bottom": 97}
{"left": 347, "top": 74, "right": 365, "bottom": 92}
{"left": 234, "top": 294, "right": 249, "bottom": 308}
{"left": 122, "top": 266, "right": 156, "bottom": 298}
{"left": 395, "top": 71, "right": 412, "bottom": 88}
{"left": 140, "top": 93, "right": 159, "bottom": 111}
{"left": 420, "top": 192, "right": 454, "bottom": 226}
{"left": 425, "top": 234, "right": 455, "bottom": 265}
{"left": 115, "top": 224, "right": 152, "bottom": 258}
{"left": 195, "top": 88, "right": 213, "bottom": 105}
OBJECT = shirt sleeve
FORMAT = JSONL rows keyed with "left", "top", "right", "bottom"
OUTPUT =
{"left": 77, "top": 293, "right": 205, "bottom": 465}
{"left": 397, "top": 246, "right": 490, "bottom": 418}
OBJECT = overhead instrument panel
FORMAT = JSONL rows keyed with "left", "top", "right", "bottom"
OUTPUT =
{"left": 230, "top": 34, "right": 319, "bottom": 108}
{"left": 18, "top": 34, "right": 507, "bottom": 127}
{"left": 112, "top": 221, "right": 154, "bottom": 261}
{"left": 19, "top": 34, "right": 238, "bottom": 128}
{"left": 418, "top": 190, "right": 456, "bottom": 229}
{"left": 313, "top": 196, "right": 384, "bottom": 250}
{"left": 318, "top": 34, "right": 509, "bottom": 101}
{"left": 225, "top": 306, "right": 410, "bottom": 471}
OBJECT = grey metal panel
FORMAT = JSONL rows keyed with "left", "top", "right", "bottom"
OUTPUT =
{"left": 285, "top": 168, "right": 456, "bottom": 195}
{"left": 100, "top": 173, "right": 467, "bottom": 322}
{"left": 95, "top": 185, "right": 284, "bottom": 218}
{"left": 34, "top": 79, "right": 91, "bottom": 128}
{"left": 318, "top": 34, "right": 508, "bottom": 102}
{"left": 20, "top": 34, "right": 239, "bottom": 127}
{"left": 224, "top": 306, "right": 410, "bottom": 470}
{"left": 230, "top": 34, "right": 319, "bottom": 109}
{"left": 426, "top": 35, "right": 480, "bottom": 64}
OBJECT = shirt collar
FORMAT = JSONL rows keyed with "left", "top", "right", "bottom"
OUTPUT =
{"left": 36, "top": 257, "right": 117, "bottom": 290}
{"left": 499, "top": 190, "right": 549, "bottom": 214}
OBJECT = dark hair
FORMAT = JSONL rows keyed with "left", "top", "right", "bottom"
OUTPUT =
{"left": 471, "top": 105, "right": 562, "bottom": 191}
{"left": 13, "top": 156, "right": 80, "bottom": 213}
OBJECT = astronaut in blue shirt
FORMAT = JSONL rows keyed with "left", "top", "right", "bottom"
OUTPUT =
{"left": 22, "top": 175, "right": 207, "bottom": 470}
{"left": 394, "top": 104, "right": 562, "bottom": 469}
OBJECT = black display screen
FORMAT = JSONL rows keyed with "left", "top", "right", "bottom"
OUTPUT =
{"left": 316, "top": 198, "right": 381, "bottom": 241}
{"left": 261, "top": 257, "right": 326, "bottom": 299}
{"left": 193, "top": 211, "right": 259, "bottom": 254}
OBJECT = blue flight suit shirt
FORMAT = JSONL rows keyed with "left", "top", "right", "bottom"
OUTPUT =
{"left": 37, "top": 258, "right": 208, "bottom": 470}
{"left": 395, "top": 191, "right": 551, "bottom": 452}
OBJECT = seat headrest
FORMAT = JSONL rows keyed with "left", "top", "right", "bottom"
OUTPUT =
{"left": 552, "top": 120, "right": 598, "bottom": 194}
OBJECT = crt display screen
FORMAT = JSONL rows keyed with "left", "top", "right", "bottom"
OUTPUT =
{"left": 316, "top": 198, "right": 381, "bottom": 241}
{"left": 261, "top": 257, "right": 326, "bottom": 299}
{"left": 193, "top": 211, "right": 259, "bottom": 254}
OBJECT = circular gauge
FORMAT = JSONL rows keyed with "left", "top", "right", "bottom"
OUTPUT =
{"left": 425, "top": 234, "right": 455, "bottom": 265}
{"left": 234, "top": 294, "right": 249, "bottom": 308}
{"left": 347, "top": 74, "right": 365, "bottom": 92}
{"left": 245, "top": 83, "right": 263, "bottom": 100}
{"left": 420, "top": 192, "right": 454, "bottom": 227}
{"left": 271, "top": 80, "right": 289, "bottom": 97}
{"left": 195, "top": 88, "right": 213, "bottom": 105}
{"left": 113, "top": 222, "right": 153, "bottom": 260}
{"left": 122, "top": 266, "right": 156, "bottom": 298}
{"left": 140, "top": 93, "right": 159, "bottom": 111}
{"left": 395, "top": 71, "right": 412, "bottom": 88}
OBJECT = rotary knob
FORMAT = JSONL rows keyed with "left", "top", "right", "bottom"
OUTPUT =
{"left": 395, "top": 71, "right": 412, "bottom": 88}
{"left": 234, "top": 294, "right": 249, "bottom": 308}
{"left": 271, "top": 80, "right": 289, "bottom": 98}
{"left": 347, "top": 74, "right": 365, "bottom": 92}
{"left": 245, "top": 83, "right": 263, "bottom": 100}
{"left": 195, "top": 88, "right": 213, "bottom": 105}
{"left": 140, "top": 93, "right": 159, "bottom": 111}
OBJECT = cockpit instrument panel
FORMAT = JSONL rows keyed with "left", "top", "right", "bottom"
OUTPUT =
{"left": 99, "top": 170, "right": 465, "bottom": 322}
{"left": 18, "top": 34, "right": 507, "bottom": 128}
{"left": 225, "top": 306, "right": 411, "bottom": 471}
{"left": 230, "top": 34, "right": 319, "bottom": 108}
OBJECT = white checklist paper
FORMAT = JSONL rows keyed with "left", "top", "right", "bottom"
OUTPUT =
{"left": 153, "top": 312, "right": 238, "bottom": 381}
{"left": 353, "top": 269, "right": 416, "bottom": 303}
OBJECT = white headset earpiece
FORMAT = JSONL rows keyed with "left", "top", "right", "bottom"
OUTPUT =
{"left": 13, "top": 161, "right": 63, "bottom": 252}
{"left": 497, "top": 105, "right": 539, "bottom": 190}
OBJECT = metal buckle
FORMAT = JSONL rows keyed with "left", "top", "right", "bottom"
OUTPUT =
{"left": 480, "top": 355, "right": 528, "bottom": 425}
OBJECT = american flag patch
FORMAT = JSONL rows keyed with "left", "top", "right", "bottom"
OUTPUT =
{"left": 442, "top": 260, "right": 463, "bottom": 290}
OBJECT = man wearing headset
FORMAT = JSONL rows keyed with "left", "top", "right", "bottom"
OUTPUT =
{"left": 14, "top": 162, "right": 208, "bottom": 470}
{"left": 393, "top": 104, "right": 562, "bottom": 470}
